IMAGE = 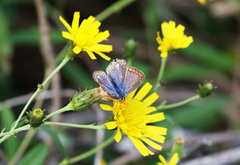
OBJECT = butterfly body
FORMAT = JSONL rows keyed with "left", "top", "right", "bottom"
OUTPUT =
{"left": 93, "top": 59, "right": 145, "bottom": 100}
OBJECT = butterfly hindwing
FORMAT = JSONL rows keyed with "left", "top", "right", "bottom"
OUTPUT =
{"left": 123, "top": 66, "right": 145, "bottom": 96}
{"left": 92, "top": 71, "right": 120, "bottom": 100}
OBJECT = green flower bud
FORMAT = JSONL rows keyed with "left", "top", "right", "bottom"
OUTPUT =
{"left": 124, "top": 39, "right": 137, "bottom": 59}
{"left": 26, "top": 109, "right": 46, "bottom": 128}
{"left": 68, "top": 87, "right": 110, "bottom": 112}
{"left": 198, "top": 80, "right": 217, "bottom": 98}
{"left": 171, "top": 136, "right": 184, "bottom": 158}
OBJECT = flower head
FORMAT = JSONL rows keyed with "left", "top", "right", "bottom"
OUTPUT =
{"left": 100, "top": 82, "right": 167, "bottom": 156}
{"left": 157, "top": 153, "right": 179, "bottom": 165}
{"left": 59, "top": 11, "right": 112, "bottom": 61}
{"left": 156, "top": 21, "right": 193, "bottom": 58}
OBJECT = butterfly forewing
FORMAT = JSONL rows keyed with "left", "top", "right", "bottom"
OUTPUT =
{"left": 123, "top": 66, "right": 145, "bottom": 96}
{"left": 92, "top": 71, "right": 120, "bottom": 100}
{"left": 106, "top": 59, "right": 127, "bottom": 91}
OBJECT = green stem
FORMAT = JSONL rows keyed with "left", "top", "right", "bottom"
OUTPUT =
{"left": 9, "top": 129, "right": 36, "bottom": 165}
{"left": 11, "top": 56, "right": 70, "bottom": 131}
{"left": 43, "top": 105, "right": 70, "bottom": 121}
{"left": 95, "top": 0, "right": 136, "bottom": 22}
{"left": 58, "top": 134, "right": 115, "bottom": 165}
{"left": 127, "top": 58, "right": 133, "bottom": 66}
{"left": 153, "top": 56, "right": 168, "bottom": 92}
{"left": 157, "top": 95, "right": 200, "bottom": 110}
{"left": 0, "top": 125, "right": 30, "bottom": 143}
{"left": 44, "top": 122, "right": 106, "bottom": 130}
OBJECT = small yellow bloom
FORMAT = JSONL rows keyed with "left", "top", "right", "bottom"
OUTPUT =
{"left": 156, "top": 21, "right": 193, "bottom": 58}
{"left": 157, "top": 153, "right": 179, "bottom": 165}
{"left": 100, "top": 82, "right": 167, "bottom": 156}
{"left": 59, "top": 11, "right": 112, "bottom": 61}
{"left": 198, "top": 0, "right": 213, "bottom": 5}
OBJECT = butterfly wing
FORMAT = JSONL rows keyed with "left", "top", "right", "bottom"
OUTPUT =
{"left": 106, "top": 59, "right": 128, "bottom": 92}
{"left": 92, "top": 71, "right": 121, "bottom": 100}
{"left": 123, "top": 66, "right": 145, "bottom": 96}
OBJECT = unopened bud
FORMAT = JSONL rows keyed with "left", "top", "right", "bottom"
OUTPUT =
{"left": 198, "top": 80, "right": 217, "bottom": 98}
{"left": 124, "top": 39, "right": 137, "bottom": 59}
{"left": 26, "top": 109, "right": 46, "bottom": 128}
{"left": 171, "top": 136, "right": 184, "bottom": 158}
{"left": 68, "top": 87, "right": 110, "bottom": 112}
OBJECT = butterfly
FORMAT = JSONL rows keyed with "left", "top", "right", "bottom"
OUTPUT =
{"left": 93, "top": 59, "right": 145, "bottom": 101}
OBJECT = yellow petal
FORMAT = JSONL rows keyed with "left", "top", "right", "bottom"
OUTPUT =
{"left": 129, "top": 136, "right": 154, "bottom": 156}
{"left": 114, "top": 128, "right": 122, "bottom": 142}
{"left": 148, "top": 113, "right": 165, "bottom": 123}
{"left": 143, "top": 93, "right": 159, "bottom": 107}
{"left": 59, "top": 15, "right": 73, "bottom": 34}
{"left": 62, "top": 32, "right": 74, "bottom": 41}
{"left": 86, "top": 50, "right": 97, "bottom": 60}
{"left": 141, "top": 137, "right": 163, "bottom": 150}
{"left": 134, "top": 82, "right": 152, "bottom": 100}
{"left": 145, "top": 107, "right": 157, "bottom": 114}
{"left": 105, "top": 121, "right": 117, "bottom": 130}
{"left": 161, "top": 52, "right": 168, "bottom": 58}
{"left": 159, "top": 155, "right": 167, "bottom": 164}
{"left": 156, "top": 31, "right": 162, "bottom": 44}
{"left": 99, "top": 104, "right": 113, "bottom": 111}
{"left": 72, "top": 11, "right": 80, "bottom": 35}
{"left": 73, "top": 46, "right": 81, "bottom": 54}
{"left": 145, "top": 126, "right": 167, "bottom": 135}
{"left": 170, "top": 153, "right": 179, "bottom": 165}
{"left": 148, "top": 134, "right": 165, "bottom": 143}
{"left": 157, "top": 163, "right": 163, "bottom": 165}
{"left": 94, "top": 51, "right": 111, "bottom": 61}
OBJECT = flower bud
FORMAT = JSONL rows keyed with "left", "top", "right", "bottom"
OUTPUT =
{"left": 68, "top": 87, "right": 110, "bottom": 112}
{"left": 26, "top": 109, "right": 46, "bottom": 128}
{"left": 198, "top": 80, "right": 217, "bottom": 98}
{"left": 124, "top": 39, "right": 137, "bottom": 59}
{"left": 171, "top": 136, "right": 184, "bottom": 158}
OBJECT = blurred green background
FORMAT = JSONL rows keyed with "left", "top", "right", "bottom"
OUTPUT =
{"left": 0, "top": 0, "right": 239, "bottom": 164}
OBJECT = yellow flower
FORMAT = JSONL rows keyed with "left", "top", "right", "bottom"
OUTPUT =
{"left": 59, "top": 11, "right": 112, "bottom": 61}
{"left": 100, "top": 82, "right": 167, "bottom": 156}
{"left": 198, "top": 0, "right": 213, "bottom": 5}
{"left": 156, "top": 21, "right": 193, "bottom": 58}
{"left": 157, "top": 153, "right": 179, "bottom": 165}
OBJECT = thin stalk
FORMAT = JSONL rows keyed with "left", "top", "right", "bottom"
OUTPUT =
{"left": 9, "top": 129, "right": 36, "bottom": 165}
{"left": 157, "top": 95, "right": 201, "bottom": 110}
{"left": 43, "top": 104, "right": 70, "bottom": 121}
{"left": 44, "top": 122, "right": 106, "bottom": 130}
{"left": 0, "top": 125, "right": 30, "bottom": 144}
{"left": 153, "top": 56, "right": 168, "bottom": 92}
{"left": 58, "top": 134, "right": 115, "bottom": 165}
{"left": 95, "top": 0, "right": 136, "bottom": 22}
{"left": 11, "top": 56, "right": 70, "bottom": 131}
{"left": 127, "top": 58, "right": 133, "bottom": 66}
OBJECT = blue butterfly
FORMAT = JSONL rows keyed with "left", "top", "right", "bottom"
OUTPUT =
{"left": 93, "top": 59, "right": 145, "bottom": 101}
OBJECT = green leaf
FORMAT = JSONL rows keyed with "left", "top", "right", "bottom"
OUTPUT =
{"left": 10, "top": 28, "right": 65, "bottom": 45}
{"left": 171, "top": 96, "right": 229, "bottom": 130}
{"left": 0, "top": 104, "right": 20, "bottom": 159}
{"left": 0, "top": 5, "right": 13, "bottom": 74}
{"left": 18, "top": 143, "right": 48, "bottom": 165}
{"left": 164, "top": 64, "right": 217, "bottom": 82}
{"left": 180, "top": 41, "right": 235, "bottom": 72}
{"left": 11, "top": 116, "right": 27, "bottom": 129}
{"left": 40, "top": 125, "right": 69, "bottom": 159}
